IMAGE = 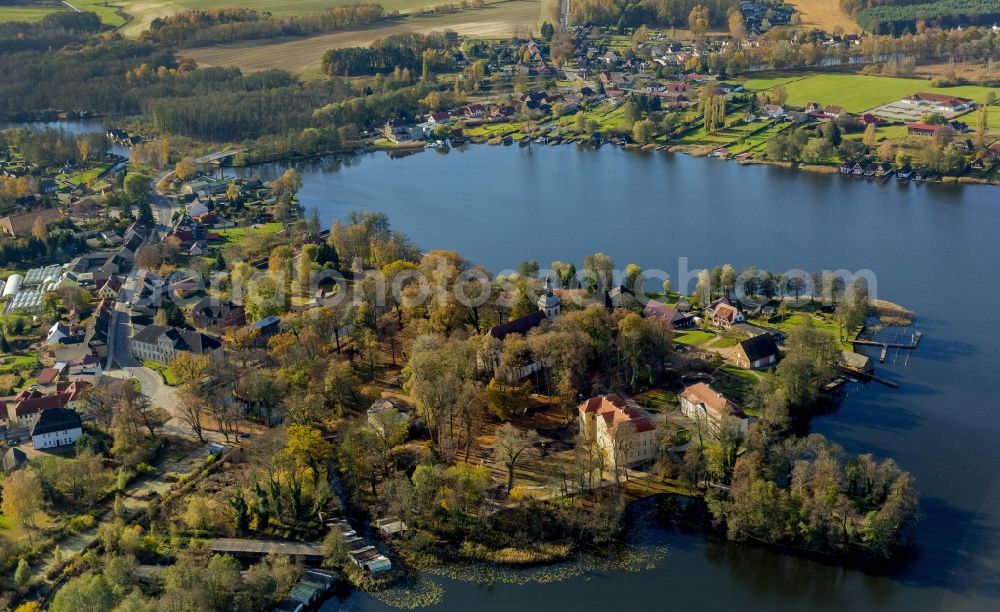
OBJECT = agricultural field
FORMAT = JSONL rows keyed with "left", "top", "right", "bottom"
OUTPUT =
{"left": 744, "top": 73, "right": 1000, "bottom": 113}
{"left": 55, "top": 0, "right": 130, "bottom": 27}
{"left": 182, "top": 0, "right": 542, "bottom": 74}
{"left": 786, "top": 0, "right": 861, "bottom": 34}
{"left": 0, "top": 6, "right": 65, "bottom": 22}
{"left": 117, "top": 0, "right": 527, "bottom": 36}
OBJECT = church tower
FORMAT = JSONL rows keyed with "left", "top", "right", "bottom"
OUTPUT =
{"left": 537, "top": 277, "right": 561, "bottom": 318}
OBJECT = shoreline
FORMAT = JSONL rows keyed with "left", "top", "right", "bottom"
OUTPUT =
{"left": 230, "top": 137, "right": 999, "bottom": 188}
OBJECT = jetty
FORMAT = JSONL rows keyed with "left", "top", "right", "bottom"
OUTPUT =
{"left": 853, "top": 331, "right": 922, "bottom": 363}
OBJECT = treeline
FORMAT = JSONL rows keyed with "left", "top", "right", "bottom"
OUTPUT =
{"left": 322, "top": 46, "right": 420, "bottom": 76}
{"left": 0, "top": 9, "right": 102, "bottom": 52}
{"left": 0, "top": 227, "right": 87, "bottom": 267}
{"left": 0, "top": 39, "right": 175, "bottom": 119}
{"left": 144, "top": 68, "right": 345, "bottom": 141}
{"left": 140, "top": 4, "right": 394, "bottom": 48}
{"left": 2, "top": 127, "right": 109, "bottom": 167}
{"left": 321, "top": 31, "right": 456, "bottom": 76}
{"left": 855, "top": 0, "right": 1000, "bottom": 34}
{"left": 571, "top": 0, "right": 739, "bottom": 28}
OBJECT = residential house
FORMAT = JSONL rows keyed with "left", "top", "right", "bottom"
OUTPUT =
{"left": 679, "top": 382, "right": 749, "bottom": 434}
{"left": 643, "top": 300, "right": 695, "bottom": 328}
{"left": 31, "top": 407, "right": 82, "bottom": 449}
{"left": 710, "top": 302, "right": 745, "bottom": 328}
{"left": 85, "top": 299, "right": 113, "bottom": 359}
{"left": 96, "top": 276, "right": 122, "bottom": 300}
{"left": 68, "top": 353, "right": 103, "bottom": 377}
{"left": 732, "top": 334, "right": 780, "bottom": 369}
{"left": 36, "top": 367, "right": 64, "bottom": 388}
{"left": 823, "top": 105, "right": 845, "bottom": 118}
{"left": 4, "top": 380, "right": 90, "bottom": 430}
{"left": 906, "top": 123, "right": 941, "bottom": 137}
{"left": 0, "top": 208, "right": 61, "bottom": 238}
{"left": 130, "top": 325, "right": 222, "bottom": 365}
{"left": 578, "top": 394, "right": 657, "bottom": 466}
{"left": 191, "top": 297, "right": 246, "bottom": 331}
{"left": 367, "top": 398, "right": 409, "bottom": 435}
{"left": 762, "top": 104, "right": 786, "bottom": 119}
{"left": 382, "top": 119, "right": 419, "bottom": 143}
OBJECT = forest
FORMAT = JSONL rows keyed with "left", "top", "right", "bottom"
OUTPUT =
{"left": 570, "top": 0, "right": 740, "bottom": 29}
{"left": 854, "top": 0, "right": 1000, "bottom": 34}
{"left": 0, "top": 9, "right": 101, "bottom": 53}
{"left": 140, "top": 4, "right": 394, "bottom": 48}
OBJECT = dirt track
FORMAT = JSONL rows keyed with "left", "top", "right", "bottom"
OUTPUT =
{"left": 183, "top": 2, "right": 542, "bottom": 74}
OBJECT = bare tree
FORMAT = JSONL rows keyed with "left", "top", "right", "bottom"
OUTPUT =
{"left": 493, "top": 423, "right": 541, "bottom": 493}
{"left": 177, "top": 391, "right": 206, "bottom": 442}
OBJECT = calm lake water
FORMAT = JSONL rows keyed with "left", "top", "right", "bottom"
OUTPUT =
{"left": 0, "top": 119, "right": 130, "bottom": 157}
{"left": 236, "top": 145, "right": 999, "bottom": 611}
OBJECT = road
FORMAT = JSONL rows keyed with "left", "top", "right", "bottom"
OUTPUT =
{"left": 150, "top": 168, "right": 182, "bottom": 233}
{"left": 103, "top": 267, "right": 226, "bottom": 442}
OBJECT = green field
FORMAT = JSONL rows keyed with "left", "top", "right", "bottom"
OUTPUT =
{"left": 674, "top": 329, "right": 716, "bottom": 346}
{"left": 214, "top": 221, "right": 283, "bottom": 245}
{"left": 744, "top": 74, "right": 999, "bottom": 113}
{"left": 0, "top": 6, "right": 66, "bottom": 22}
{"left": 73, "top": 0, "right": 128, "bottom": 27}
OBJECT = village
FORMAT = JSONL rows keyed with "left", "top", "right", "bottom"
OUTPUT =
{"left": 0, "top": 123, "right": 921, "bottom": 608}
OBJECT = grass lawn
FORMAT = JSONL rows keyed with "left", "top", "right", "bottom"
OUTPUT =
{"left": 143, "top": 360, "right": 177, "bottom": 385}
{"left": 62, "top": 162, "right": 112, "bottom": 187}
{"left": 712, "top": 364, "right": 764, "bottom": 406}
{"left": 751, "top": 310, "right": 854, "bottom": 349}
{"left": 214, "top": 222, "right": 282, "bottom": 246}
{"left": 744, "top": 73, "right": 999, "bottom": 113}
{"left": 0, "top": 354, "right": 37, "bottom": 373}
{"left": 674, "top": 329, "right": 716, "bottom": 346}
{"left": 0, "top": 7, "right": 66, "bottom": 22}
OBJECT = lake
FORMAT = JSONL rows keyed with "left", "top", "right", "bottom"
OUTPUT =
{"left": 0, "top": 119, "right": 131, "bottom": 157}
{"left": 235, "top": 145, "right": 999, "bottom": 611}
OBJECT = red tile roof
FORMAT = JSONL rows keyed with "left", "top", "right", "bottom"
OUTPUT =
{"left": 579, "top": 395, "right": 655, "bottom": 433}
{"left": 680, "top": 382, "right": 746, "bottom": 421}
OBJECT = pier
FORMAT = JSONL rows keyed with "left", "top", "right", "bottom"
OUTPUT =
{"left": 853, "top": 331, "right": 922, "bottom": 363}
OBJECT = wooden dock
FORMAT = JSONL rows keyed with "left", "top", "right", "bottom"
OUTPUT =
{"left": 853, "top": 331, "right": 922, "bottom": 363}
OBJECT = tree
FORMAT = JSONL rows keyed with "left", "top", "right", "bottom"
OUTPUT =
{"left": 14, "top": 557, "right": 30, "bottom": 588}
{"left": 863, "top": 122, "right": 877, "bottom": 148}
{"left": 177, "top": 390, "right": 206, "bottom": 442}
{"left": 632, "top": 119, "right": 656, "bottom": 143}
{"left": 728, "top": 7, "right": 746, "bottom": 43}
{"left": 493, "top": 423, "right": 540, "bottom": 493}
{"left": 50, "top": 573, "right": 119, "bottom": 612}
{"left": 772, "top": 84, "right": 788, "bottom": 106}
{"left": 540, "top": 21, "right": 555, "bottom": 41}
{"left": 2, "top": 468, "right": 44, "bottom": 543}
{"left": 175, "top": 157, "right": 195, "bottom": 181}
{"left": 976, "top": 105, "right": 989, "bottom": 148}
{"left": 688, "top": 4, "right": 710, "bottom": 39}
{"left": 582, "top": 252, "right": 614, "bottom": 294}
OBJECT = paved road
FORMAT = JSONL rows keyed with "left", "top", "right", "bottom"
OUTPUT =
{"left": 150, "top": 169, "right": 181, "bottom": 233}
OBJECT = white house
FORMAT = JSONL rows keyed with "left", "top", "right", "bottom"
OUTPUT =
{"left": 762, "top": 104, "right": 786, "bottom": 119}
{"left": 31, "top": 407, "right": 83, "bottom": 449}
{"left": 679, "top": 382, "right": 749, "bottom": 435}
